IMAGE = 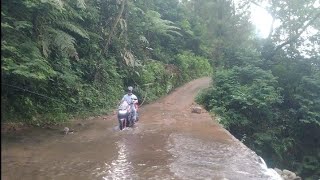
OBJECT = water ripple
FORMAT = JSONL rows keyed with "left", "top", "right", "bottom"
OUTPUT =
{"left": 92, "top": 140, "right": 137, "bottom": 180}
{"left": 168, "top": 133, "right": 276, "bottom": 180}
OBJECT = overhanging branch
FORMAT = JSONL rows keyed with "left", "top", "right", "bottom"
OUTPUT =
{"left": 273, "top": 12, "right": 320, "bottom": 53}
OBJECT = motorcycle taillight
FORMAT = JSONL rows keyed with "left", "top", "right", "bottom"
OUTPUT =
{"left": 118, "top": 110, "right": 127, "bottom": 115}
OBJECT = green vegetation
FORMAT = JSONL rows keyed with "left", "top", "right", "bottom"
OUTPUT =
{"left": 1, "top": 0, "right": 319, "bottom": 179}
{"left": 194, "top": 0, "right": 320, "bottom": 178}
{"left": 1, "top": 0, "right": 212, "bottom": 125}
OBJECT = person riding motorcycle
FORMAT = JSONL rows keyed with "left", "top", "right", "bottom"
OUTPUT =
{"left": 120, "top": 86, "right": 138, "bottom": 124}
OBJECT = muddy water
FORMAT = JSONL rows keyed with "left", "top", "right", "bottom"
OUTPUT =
{"left": 2, "top": 77, "right": 279, "bottom": 180}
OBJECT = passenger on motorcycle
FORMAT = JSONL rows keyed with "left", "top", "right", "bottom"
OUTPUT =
{"left": 120, "top": 86, "right": 138, "bottom": 122}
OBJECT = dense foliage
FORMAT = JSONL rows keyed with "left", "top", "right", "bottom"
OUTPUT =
{"left": 195, "top": 0, "right": 320, "bottom": 178}
{"left": 1, "top": 0, "right": 212, "bottom": 125}
{"left": 1, "top": 0, "right": 319, "bottom": 179}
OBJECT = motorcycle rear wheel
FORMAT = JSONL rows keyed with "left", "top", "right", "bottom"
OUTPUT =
{"left": 119, "top": 119, "right": 126, "bottom": 130}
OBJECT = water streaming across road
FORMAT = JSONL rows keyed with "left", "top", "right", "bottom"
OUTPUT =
{"left": 2, "top": 77, "right": 281, "bottom": 180}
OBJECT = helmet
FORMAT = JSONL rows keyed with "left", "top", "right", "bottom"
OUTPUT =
{"left": 128, "top": 86, "right": 133, "bottom": 92}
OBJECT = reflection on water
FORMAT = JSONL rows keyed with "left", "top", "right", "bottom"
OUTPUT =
{"left": 93, "top": 140, "right": 137, "bottom": 180}
{"left": 105, "top": 140, "right": 134, "bottom": 180}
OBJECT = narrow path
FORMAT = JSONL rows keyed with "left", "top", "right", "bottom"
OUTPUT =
{"left": 1, "top": 77, "right": 277, "bottom": 180}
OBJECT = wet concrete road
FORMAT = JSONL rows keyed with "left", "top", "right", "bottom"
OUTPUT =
{"left": 1, "top": 77, "right": 280, "bottom": 180}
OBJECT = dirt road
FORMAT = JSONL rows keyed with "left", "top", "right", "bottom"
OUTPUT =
{"left": 1, "top": 77, "right": 279, "bottom": 180}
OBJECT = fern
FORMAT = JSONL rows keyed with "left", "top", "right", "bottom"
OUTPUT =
{"left": 128, "top": 1, "right": 145, "bottom": 15}
{"left": 1, "top": 22, "right": 14, "bottom": 30}
{"left": 41, "top": 33, "right": 51, "bottom": 58}
{"left": 145, "top": 10, "right": 182, "bottom": 37}
{"left": 40, "top": 27, "right": 78, "bottom": 58}
{"left": 139, "top": 35, "right": 149, "bottom": 44}
{"left": 76, "top": 0, "right": 86, "bottom": 9}
{"left": 13, "top": 21, "right": 33, "bottom": 31}
{"left": 53, "top": 30, "right": 78, "bottom": 58}
{"left": 87, "top": 31, "right": 103, "bottom": 41}
{"left": 63, "top": 2, "right": 85, "bottom": 21}
{"left": 2, "top": 41, "right": 56, "bottom": 80}
{"left": 1, "top": 41, "right": 21, "bottom": 58}
{"left": 40, "top": 0, "right": 65, "bottom": 11}
{"left": 56, "top": 21, "right": 89, "bottom": 39}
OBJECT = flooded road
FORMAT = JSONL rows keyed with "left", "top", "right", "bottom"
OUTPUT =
{"left": 1, "top": 77, "right": 280, "bottom": 180}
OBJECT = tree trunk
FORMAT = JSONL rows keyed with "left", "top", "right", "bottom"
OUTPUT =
{"left": 104, "top": 0, "right": 127, "bottom": 57}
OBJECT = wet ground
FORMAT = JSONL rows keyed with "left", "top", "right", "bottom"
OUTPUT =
{"left": 1, "top": 77, "right": 280, "bottom": 180}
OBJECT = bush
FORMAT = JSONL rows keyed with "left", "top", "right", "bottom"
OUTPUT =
{"left": 129, "top": 60, "right": 181, "bottom": 103}
{"left": 174, "top": 51, "right": 213, "bottom": 82}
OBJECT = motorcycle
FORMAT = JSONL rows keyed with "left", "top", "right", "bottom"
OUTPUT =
{"left": 117, "top": 99, "right": 139, "bottom": 130}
